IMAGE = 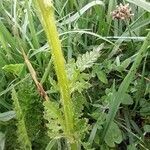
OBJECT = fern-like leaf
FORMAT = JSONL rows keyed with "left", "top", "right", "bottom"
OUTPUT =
{"left": 72, "top": 92, "right": 89, "bottom": 140}
{"left": 11, "top": 88, "right": 32, "bottom": 150}
{"left": 76, "top": 44, "right": 103, "bottom": 71}
{"left": 16, "top": 79, "right": 49, "bottom": 149}
{"left": 43, "top": 101, "right": 65, "bottom": 139}
{"left": 66, "top": 60, "right": 92, "bottom": 93}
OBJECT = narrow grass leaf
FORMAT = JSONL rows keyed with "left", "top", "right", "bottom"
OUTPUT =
{"left": 126, "top": 0, "right": 150, "bottom": 12}
{"left": 46, "top": 139, "right": 56, "bottom": 150}
{"left": 0, "top": 111, "right": 15, "bottom": 122}
{"left": 60, "top": 0, "right": 104, "bottom": 25}
{"left": 0, "top": 132, "right": 5, "bottom": 150}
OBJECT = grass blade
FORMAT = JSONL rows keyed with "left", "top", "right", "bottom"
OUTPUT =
{"left": 60, "top": 0, "right": 104, "bottom": 25}
{"left": 126, "top": 0, "right": 150, "bottom": 12}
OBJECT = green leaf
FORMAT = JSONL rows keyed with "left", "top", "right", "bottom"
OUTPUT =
{"left": 127, "top": 144, "right": 137, "bottom": 150}
{"left": 76, "top": 44, "right": 103, "bottom": 71}
{"left": 126, "top": 0, "right": 150, "bottom": 12}
{"left": 16, "top": 79, "right": 48, "bottom": 149}
{"left": 61, "top": 1, "right": 104, "bottom": 25}
{"left": 100, "top": 144, "right": 110, "bottom": 150}
{"left": 11, "top": 88, "right": 32, "bottom": 150}
{"left": 104, "top": 121, "right": 123, "bottom": 147}
{"left": 88, "top": 124, "right": 98, "bottom": 146}
{"left": 45, "top": 139, "right": 56, "bottom": 150}
{"left": 66, "top": 59, "right": 77, "bottom": 81}
{"left": 122, "top": 93, "right": 133, "bottom": 105}
{"left": 43, "top": 101, "right": 65, "bottom": 139}
{"left": 121, "top": 58, "right": 131, "bottom": 70}
{"left": 97, "top": 71, "right": 108, "bottom": 84}
{"left": 71, "top": 80, "right": 91, "bottom": 93}
{"left": 74, "top": 117, "right": 89, "bottom": 140}
{"left": 0, "top": 132, "right": 5, "bottom": 150}
{"left": 144, "top": 125, "right": 150, "bottom": 133}
{"left": 72, "top": 92, "right": 85, "bottom": 116}
{"left": 140, "top": 99, "right": 150, "bottom": 116}
{"left": 93, "top": 66, "right": 108, "bottom": 84}
{"left": 72, "top": 92, "right": 89, "bottom": 140}
{"left": 2, "top": 64, "right": 24, "bottom": 76}
{"left": 0, "top": 111, "right": 15, "bottom": 122}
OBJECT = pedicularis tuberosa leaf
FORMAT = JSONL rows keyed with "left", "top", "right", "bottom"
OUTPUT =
{"left": 76, "top": 44, "right": 103, "bottom": 72}
{"left": 11, "top": 79, "right": 49, "bottom": 150}
{"left": 12, "top": 88, "right": 32, "bottom": 150}
{"left": 43, "top": 100, "right": 65, "bottom": 139}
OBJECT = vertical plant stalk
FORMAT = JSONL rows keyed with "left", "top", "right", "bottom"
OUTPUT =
{"left": 35, "top": 0, "right": 77, "bottom": 149}
{"left": 101, "top": 31, "right": 150, "bottom": 140}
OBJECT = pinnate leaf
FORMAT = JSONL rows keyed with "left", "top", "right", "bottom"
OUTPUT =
{"left": 76, "top": 44, "right": 103, "bottom": 71}
{"left": 2, "top": 64, "right": 24, "bottom": 76}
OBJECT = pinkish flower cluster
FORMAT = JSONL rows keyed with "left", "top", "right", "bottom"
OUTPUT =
{"left": 111, "top": 3, "right": 134, "bottom": 20}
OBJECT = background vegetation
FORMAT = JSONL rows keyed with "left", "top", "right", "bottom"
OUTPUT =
{"left": 0, "top": 0, "right": 150, "bottom": 149}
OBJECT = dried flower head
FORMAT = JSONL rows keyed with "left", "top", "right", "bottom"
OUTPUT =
{"left": 111, "top": 3, "right": 134, "bottom": 20}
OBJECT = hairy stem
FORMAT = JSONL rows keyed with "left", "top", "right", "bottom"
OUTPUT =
{"left": 35, "top": 0, "right": 77, "bottom": 148}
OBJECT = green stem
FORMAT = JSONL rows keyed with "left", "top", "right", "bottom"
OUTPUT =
{"left": 35, "top": 0, "right": 77, "bottom": 148}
